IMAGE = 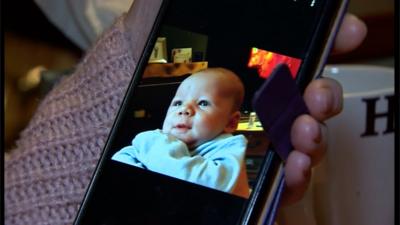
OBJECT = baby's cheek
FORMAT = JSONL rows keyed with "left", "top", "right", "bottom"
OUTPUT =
{"left": 161, "top": 127, "right": 168, "bottom": 134}
{"left": 200, "top": 117, "right": 219, "bottom": 133}
{"left": 161, "top": 117, "right": 171, "bottom": 133}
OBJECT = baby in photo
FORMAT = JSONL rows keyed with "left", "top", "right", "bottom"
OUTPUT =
{"left": 112, "top": 67, "right": 250, "bottom": 198}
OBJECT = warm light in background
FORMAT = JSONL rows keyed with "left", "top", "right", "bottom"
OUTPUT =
{"left": 248, "top": 47, "right": 302, "bottom": 79}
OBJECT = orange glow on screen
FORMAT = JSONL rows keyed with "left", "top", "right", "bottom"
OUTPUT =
{"left": 248, "top": 47, "right": 301, "bottom": 79}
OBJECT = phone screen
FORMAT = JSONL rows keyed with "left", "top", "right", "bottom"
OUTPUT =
{"left": 76, "top": 0, "right": 343, "bottom": 224}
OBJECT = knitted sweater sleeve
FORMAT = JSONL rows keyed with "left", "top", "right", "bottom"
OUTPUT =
{"left": 5, "top": 15, "right": 137, "bottom": 225}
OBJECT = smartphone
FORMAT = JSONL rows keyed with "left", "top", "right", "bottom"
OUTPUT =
{"left": 74, "top": 0, "right": 348, "bottom": 224}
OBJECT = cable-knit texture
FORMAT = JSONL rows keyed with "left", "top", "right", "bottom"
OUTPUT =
{"left": 5, "top": 15, "right": 136, "bottom": 225}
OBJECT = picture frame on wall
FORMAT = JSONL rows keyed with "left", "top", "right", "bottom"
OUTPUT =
{"left": 172, "top": 48, "right": 192, "bottom": 63}
{"left": 149, "top": 37, "right": 168, "bottom": 63}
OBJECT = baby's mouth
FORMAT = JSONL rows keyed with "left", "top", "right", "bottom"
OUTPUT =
{"left": 175, "top": 123, "right": 191, "bottom": 130}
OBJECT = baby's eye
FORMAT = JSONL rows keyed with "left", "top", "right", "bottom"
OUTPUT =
{"left": 172, "top": 100, "right": 182, "bottom": 106}
{"left": 198, "top": 100, "right": 211, "bottom": 107}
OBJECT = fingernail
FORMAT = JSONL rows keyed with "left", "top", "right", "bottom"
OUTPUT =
{"left": 313, "top": 124, "right": 322, "bottom": 144}
{"left": 320, "top": 86, "right": 334, "bottom": 116}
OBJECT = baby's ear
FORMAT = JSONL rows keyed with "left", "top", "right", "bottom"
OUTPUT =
{"left": 224, "top": 111, "right": 241, "bottom": 133}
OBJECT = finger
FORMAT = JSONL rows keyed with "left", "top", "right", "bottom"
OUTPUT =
{"left": 291, "top": 115, "right": 328, "bottom": 166}
{"left": 281, "top": 151, "right": 312, "bottom": 206}
{"left": 332, "top": 14, "right": 368, "bottom": 55}
{"left": 303, "top": 77, "right": 343, "bottom": 122}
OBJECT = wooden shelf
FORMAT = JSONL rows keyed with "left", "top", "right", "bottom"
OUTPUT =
{"left": 143, "top": 62, "right": 208, "bottom": 78}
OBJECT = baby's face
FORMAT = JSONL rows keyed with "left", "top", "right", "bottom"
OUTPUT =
{"left": 162, "top": 73, "right": 239, "bottom": 148}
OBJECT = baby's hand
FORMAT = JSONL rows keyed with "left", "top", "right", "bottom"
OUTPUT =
{"left": 282, "top": 14, "right": 367, "bottom": 206}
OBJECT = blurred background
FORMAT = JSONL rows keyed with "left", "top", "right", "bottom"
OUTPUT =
{"left": 4, "top": 0, "right": 395, "bottom": 153}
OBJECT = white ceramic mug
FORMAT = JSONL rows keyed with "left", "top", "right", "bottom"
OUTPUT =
{"left": 278, "top": 64, "right": 395, "bottom": 225}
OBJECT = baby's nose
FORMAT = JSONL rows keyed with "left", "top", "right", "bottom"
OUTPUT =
{"left": 178, "top": 105, "right": 194, "bottom": 116}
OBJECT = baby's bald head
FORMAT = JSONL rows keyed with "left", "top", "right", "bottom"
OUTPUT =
{"left": 186, "top": 68, "right": 245, "bottom": 112}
